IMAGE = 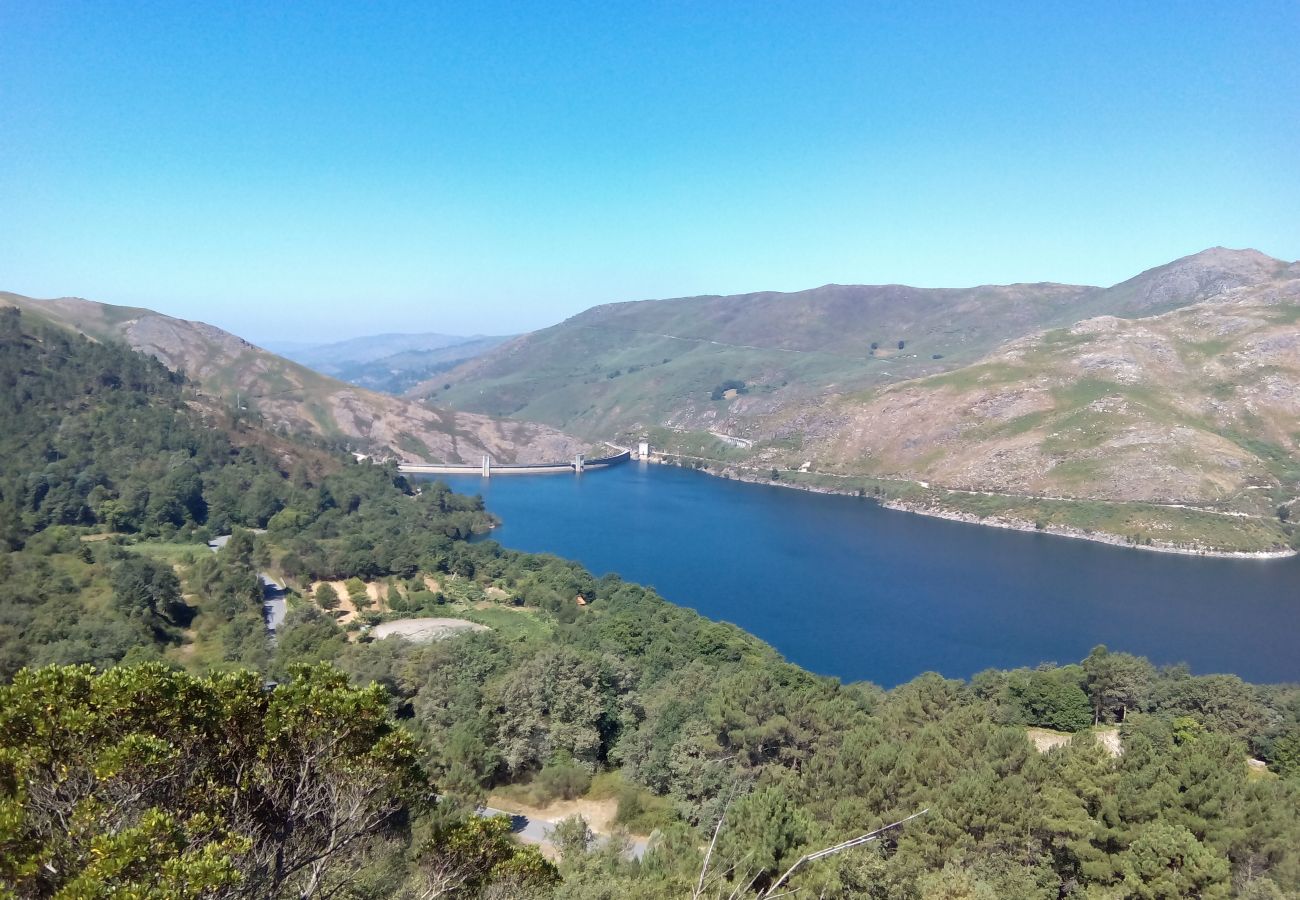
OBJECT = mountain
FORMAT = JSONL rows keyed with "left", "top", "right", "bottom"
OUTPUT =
{"left": 428, "top": 248, "right": 1299, "bottom": 551}
{"left": 279, "top": 331, "right": 492, "bottom": 370}
{"left": 801, "top": 256, "right": 1300, "bottom": 502}
{"left": 284, "top": 333, "right": 512, "bottom": 395}
{"left": 427, "top": 249, "right": 1288, "bottom": 442}
{"left": 0, "top": 292, "right": 581, "bottom": 465}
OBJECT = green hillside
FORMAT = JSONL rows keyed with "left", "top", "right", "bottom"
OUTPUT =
{"left": 0, "top": 291, "right": 582, "bottom": 465}
{"left": 427, "top": 249, "right": 1283, "bottom": 444}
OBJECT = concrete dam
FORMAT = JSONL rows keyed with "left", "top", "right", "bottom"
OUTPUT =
{"left": 398, "top": 449, "right": 633, "bottom": 477}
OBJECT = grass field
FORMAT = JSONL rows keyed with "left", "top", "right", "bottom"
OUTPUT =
{"left": 122, "top": 541, "right": 209, "bottom": 564}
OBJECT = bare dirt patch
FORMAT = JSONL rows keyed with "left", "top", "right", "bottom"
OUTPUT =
{"left": 487, "top": 795, "right": 620, "bottom": 834}
{"left": 1027, "top": 727, "right": 1073, "bottom": 752}
{"left": 1027, "top": 726, "right": 1123, "bottom": 757}
{"left": 370, "top": 617, "right": 488, "bottom": 643}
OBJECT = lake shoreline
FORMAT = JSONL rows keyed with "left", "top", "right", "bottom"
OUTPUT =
{"left": 435, "top": 460, "right": 1300, "bottom": 685}
{"left": 671, "top": 461, "right": 1297, "bottom": 560}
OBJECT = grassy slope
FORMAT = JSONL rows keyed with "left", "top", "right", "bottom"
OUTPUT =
{"left": 425, "top": 282, "right": 1102, "bottom": 438}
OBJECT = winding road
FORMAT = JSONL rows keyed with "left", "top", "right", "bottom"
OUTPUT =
{"left": 207, "top": 534, "right": 287, "bottom": 636}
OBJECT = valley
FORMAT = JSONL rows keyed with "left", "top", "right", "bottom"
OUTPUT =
{"left": 420, "top": 248, "right": 1300, "bottom": 553}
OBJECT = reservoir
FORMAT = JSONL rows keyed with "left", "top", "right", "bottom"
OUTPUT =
{"left": 431, "top": 464, "right": 1300, "bottom": 687}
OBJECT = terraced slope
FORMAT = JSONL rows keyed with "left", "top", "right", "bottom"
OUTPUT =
{"left": 0, "top": 293, "right": 581, "bottom": 465}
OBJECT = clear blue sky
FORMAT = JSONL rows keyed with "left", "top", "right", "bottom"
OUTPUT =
{"left": 2, "top": 1, "right": 1297, "bottom": 343}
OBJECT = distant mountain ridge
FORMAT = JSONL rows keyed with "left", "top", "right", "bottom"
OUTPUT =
{"left": 278, "top": 331, "right": 496, "bottom": 368}
{"left": 276, "top": 331, "right": 511, "bottom": 395}
{"left": 0, "top": 292, "right": 581, "bottom": 466}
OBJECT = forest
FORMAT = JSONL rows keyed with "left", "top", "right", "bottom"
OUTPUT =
{"left": 2, "top": 307, "right": 1300, "bottom": 898}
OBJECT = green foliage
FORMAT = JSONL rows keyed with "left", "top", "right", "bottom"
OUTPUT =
{"left": 1004, "top": 665, "right": 1093, "bottom": 732}
{"left": 535, "top": 752, "right": 594, "bottom": 803}
{"left": 405, "top": 815, "right": 558, "bottom": 897}
{"left": 0, "top": 308, "right": 303, "bottom": 545}
{"left": 1270, "top": 727, "right": 1300, "bottom": 780}
{"left": 715, "top": 786, "right": 812, "bottom": 888}
{"left": 1085, "top": 644, "right": 1154, "bottom": 723}
{"left": 1117, "top": 821, "right": 1231, "bottom": 898}
{"left": 0, "top": 662, "right": 427, "bottom": 898}
{"left": 315, "top": 581, "right": 339, "bottom": 609}
{"left": 111, "top": 553, "right": 190, "bottom": 637}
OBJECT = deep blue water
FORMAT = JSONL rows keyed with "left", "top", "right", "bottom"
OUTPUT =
{"left": 429, "top": 463, "right": 1300, "bottom": 687}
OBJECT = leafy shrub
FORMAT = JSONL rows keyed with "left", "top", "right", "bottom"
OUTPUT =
{"left": 710, "top": 379, "right": 747, "bottom": 401}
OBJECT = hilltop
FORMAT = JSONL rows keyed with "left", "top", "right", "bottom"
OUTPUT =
{"left": 428, "top": 249, "right": 1300, "bottom": 552}
{"left": 0, "top": 292, "right": 579, "bottom": 465}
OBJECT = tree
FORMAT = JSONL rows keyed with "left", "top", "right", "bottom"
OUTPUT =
{"left": 111, "top": 554, "right": 190, "bottom": 632}
{"left": 0, "top": 662, "right": 428, "bottom": 899}
{"left": 715, "top": 786, "right": 811, "bottom": 889}
{"left": 493, "top": 648, "right": 623, "bottom": 773}
{"left": 1007, "top": 667, "right": 1092, "bottom": 732}
{"left": 551, "top": 814, "right": 595, "bottom": 862}
{"left": 316, "top": 582, "right": 340, "bottom": 610}
{"left": 1084, "top": 645, "right": 1153, "bottom": 724}
{"left": 403, "top": 816, "right": 557, "bottom": 898}
{"left": 1116, "top": 821, "right": 1231, "bottom": 899}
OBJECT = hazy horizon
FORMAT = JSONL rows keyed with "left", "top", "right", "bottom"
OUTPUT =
{"left": 3, "top": 2, "right": 1298, "bottom": 343}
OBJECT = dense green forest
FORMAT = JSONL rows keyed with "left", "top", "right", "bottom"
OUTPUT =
{"left": 3, "top": 307, "right": 1300, "bottom": 898}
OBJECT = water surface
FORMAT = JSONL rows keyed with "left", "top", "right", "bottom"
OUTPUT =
{"left": 431, "top": 464, "right": 1300, "bottom": 687}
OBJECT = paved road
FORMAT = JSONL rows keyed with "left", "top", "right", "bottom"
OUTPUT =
{"left": 209, "top": 534, "right": 286, "bottom": 636}
{"left": 259, "top": 574, "right": 287, "bottom": 633}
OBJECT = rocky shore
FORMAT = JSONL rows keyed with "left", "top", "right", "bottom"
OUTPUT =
{"left": 659, "top": 457, "right": 1297, "bottom": 560}
{"left": 878, "top": 499, "right": 1297, "bottom": 560}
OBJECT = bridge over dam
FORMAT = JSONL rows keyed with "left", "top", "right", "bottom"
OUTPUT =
{"left": 398, "top": 449, "right": 632, "bottom": 477}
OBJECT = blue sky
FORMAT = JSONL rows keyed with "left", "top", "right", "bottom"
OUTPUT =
{"left": 2, "top": 1, "right": 1298, "bottom": 343}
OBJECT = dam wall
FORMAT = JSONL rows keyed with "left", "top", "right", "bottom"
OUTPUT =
{"left": 400, "top": 450, "right": 631, "bottom": 477}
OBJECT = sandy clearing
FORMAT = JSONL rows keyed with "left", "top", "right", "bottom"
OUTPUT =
{"left": 1027, "top": 726, "right": 1123, "bottom": 757}
{"left": 486, "top": 795, "right": 620, "bottom": 834}
{"left": 371, "top": 617, "right": 489, "bottom": 643}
